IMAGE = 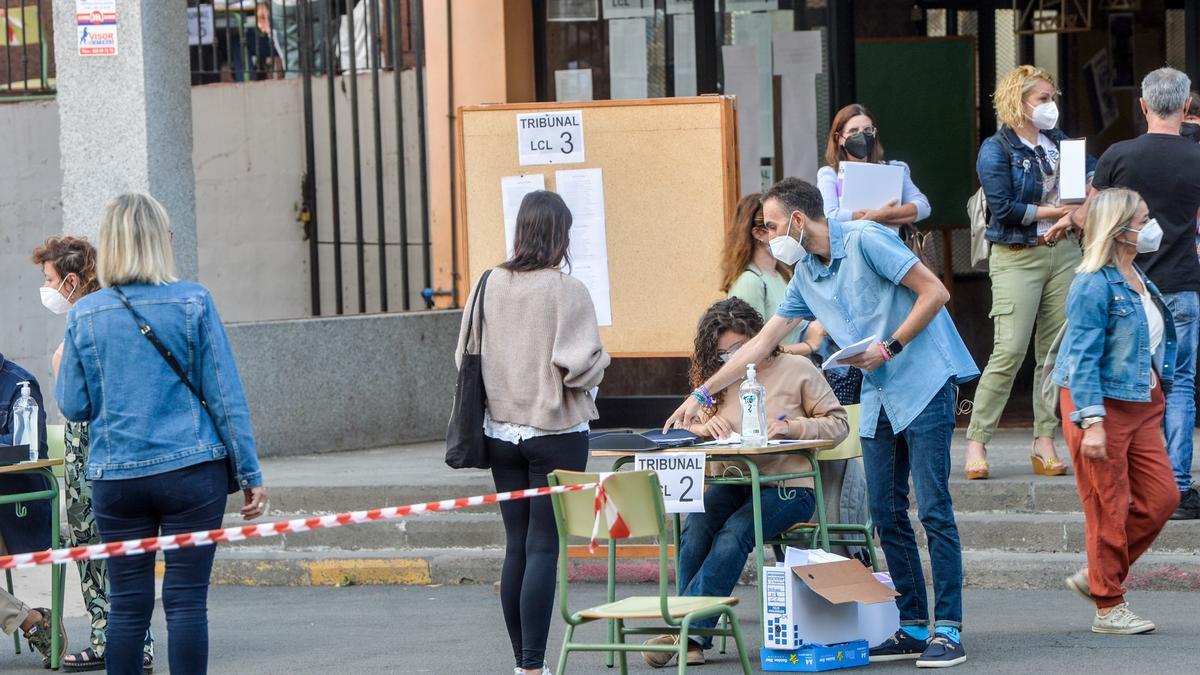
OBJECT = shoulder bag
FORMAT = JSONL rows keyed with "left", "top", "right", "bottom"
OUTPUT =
{"left": 113, "top": 286, "right": 240, "bottom": 493}
{"left": 445, "top": 270, "right": 494, "bottom": 470}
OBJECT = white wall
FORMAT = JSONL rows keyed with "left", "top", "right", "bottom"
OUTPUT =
{"left": 0, "top": 100, "right": 66, "bottom": 400}
{"left": 193, "top": 79, "right": 312, "bottom": 322}
{"left": 1, "top": 72, "right": 425, "bottom": 421}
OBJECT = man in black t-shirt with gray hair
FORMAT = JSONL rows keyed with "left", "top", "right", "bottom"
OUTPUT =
{"left": 1052, "top": 67, "right": 1200, "bottom": 520}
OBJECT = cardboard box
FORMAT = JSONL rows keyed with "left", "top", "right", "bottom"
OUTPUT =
{"left": 762, "top": 549, "right": 899, "bottom": 649}
{"left": 760, "top": 641, "right": 870, "bottom": 672}
{"left": 861, "top": 573, "right": 901, "bottom": 647}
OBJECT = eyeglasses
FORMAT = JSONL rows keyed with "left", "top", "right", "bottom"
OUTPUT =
{"left": 718, "top": 342, "right": 744, "bottom": 363}
{"left": 842, "top": 126, "right": 877, "bottom": 137}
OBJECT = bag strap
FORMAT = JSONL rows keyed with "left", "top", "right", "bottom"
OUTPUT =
{"left": 462, "top": 269, "right": 494, "bottom": 355}
{"left": 113, "top": 286, "right": 218, "bottom": 427}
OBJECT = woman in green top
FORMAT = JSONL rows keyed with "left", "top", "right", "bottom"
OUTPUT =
{"left": 721, "top": 193, "right": 825, "bottom": 354}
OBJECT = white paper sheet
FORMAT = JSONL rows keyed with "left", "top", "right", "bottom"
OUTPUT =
{"left": 822, "top": 335, "right": 879, "bottom": 371}
{"left": 609, "top": 18, "right": 648, "bottom": 100}
{"left": 602, "top": 0, "right": 654, "bottom": 19}
{"left": 672, "top": 13, "right": 697, "bottom": 96}
{"left": 1059, "top": 139, "right": 1088, "bottom": 203}
{"left": 772, "top": 30, "right": 824, "bottom": 74}
{"left": 839, "top": 162, "right": 905, "bottom": 214}
{"left": 733, "top": 11, "right": 774, "bottom": 159}
{"left": 773, "top": 31, "right": 823, "bottom": 181}
{"left": 500, "top": 174, "right": 546, "bottom": 258}
{"left": 555, "top": 168, "right": 614, "bottom": 326}
{"left": 555, "top": 69, "right": 594, "bottom": 102}
{"left": 722, "top": 44, "right": 761, "bottom": 197}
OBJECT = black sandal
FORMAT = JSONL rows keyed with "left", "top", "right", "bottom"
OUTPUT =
{"left": 57, "top": 648, "right": 152, "bottom": 674}
{"left": 60, "top": 647, "right": 104, "bottom": 672}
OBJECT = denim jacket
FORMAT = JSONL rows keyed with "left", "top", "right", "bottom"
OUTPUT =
{"left": 976, "top": 127, "right": 1097, "bottom": 245}
{"left": 55, "top": 282, "right": 263, "bottom": 491}
{"left": 1052, "top": 266, "right": 1176, "bottom": 424}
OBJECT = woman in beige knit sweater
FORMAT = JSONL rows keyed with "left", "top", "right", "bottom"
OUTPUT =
{"left": 455, "top": 190, "right": 610, "bottom": 675}
{"left": 643, "top": 298, "right": 848, "bottom": 668}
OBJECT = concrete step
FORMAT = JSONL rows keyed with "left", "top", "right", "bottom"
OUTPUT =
{"left": 204, "top": 547, "right": 1200, "bottom": 591}
{"left": 217, "top": 512, "right": 506, "bottom": 551}
{"left": 940, "top": 512, "right": 1200, "bottom": 555}
{"left": 235, "top": 474, "right": 1091, "bottom": 521}
{"left": 220, "top": 506, "right": 1200, "bottom": 556}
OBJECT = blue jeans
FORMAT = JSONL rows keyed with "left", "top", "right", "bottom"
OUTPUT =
{"left": 677, "top": 484, "right": 815, "bottom": 649}
{"left": 861, "top": 379, "right": 963, "bottom": 628}
{"left": 1163, "top": 291, "right": 1198, "bottom": 493}
{"left": 92, "top": 461, "right": 228, "bottom": 675}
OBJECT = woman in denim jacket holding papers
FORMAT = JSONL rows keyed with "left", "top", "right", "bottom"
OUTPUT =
{"left": 56, "top": 193, "right": 267, "bottom": 675}
{"left": 966, "top": 65, "right": 1098, "bottom": 479}
{"left": 1052, "top": 188, "right": 1180, "bottom": 635}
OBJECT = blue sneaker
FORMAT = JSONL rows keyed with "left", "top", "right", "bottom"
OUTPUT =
{"left": 868, "top": 629, "right": 929, "bottom": 662}
{"left": 915, "top": 633, "right": 967, "bottom": 668}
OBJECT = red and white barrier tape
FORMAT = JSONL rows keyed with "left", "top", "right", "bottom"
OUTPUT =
{"left": 0, "top": 482, "right": 599, "bottom": 570}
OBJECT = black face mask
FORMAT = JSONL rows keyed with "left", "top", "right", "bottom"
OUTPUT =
{"left": 1182, "top": 122, "right": 1200, "bottom": 143}
{"left": 843, "top": 132, "right": 876, "bottom": 160}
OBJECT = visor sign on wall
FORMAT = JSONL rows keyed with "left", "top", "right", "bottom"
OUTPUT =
{"left": 516, "top": 110, "right": 585, "bottom": 166}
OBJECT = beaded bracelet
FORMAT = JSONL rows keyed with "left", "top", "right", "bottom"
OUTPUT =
{"left": 877, "top": 342, "right": 892, "bottom": 362}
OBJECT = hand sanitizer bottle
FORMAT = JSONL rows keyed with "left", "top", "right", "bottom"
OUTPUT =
{"left": 11, "top": 381, "right": 39, "bottom": 462}
{"left": 739, "top": 364, "right": 767, "bottom": 448}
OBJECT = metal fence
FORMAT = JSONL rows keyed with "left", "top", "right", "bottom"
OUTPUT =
{"left": 186, "top": 0, "right": 417, "bottom": 84}
{"left": 0, "top": 0, "right": 54, "bottom": 99}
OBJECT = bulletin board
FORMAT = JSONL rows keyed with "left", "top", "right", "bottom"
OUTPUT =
{"left": 456, "top": 96, "right": 740, "bottom": 356}
{"left": 855, "top": 37, "right": 976, "bottom": 231}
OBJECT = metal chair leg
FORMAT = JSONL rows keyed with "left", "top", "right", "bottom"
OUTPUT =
{"left": 5, "top": 570, "right": 18, "bottom": 654}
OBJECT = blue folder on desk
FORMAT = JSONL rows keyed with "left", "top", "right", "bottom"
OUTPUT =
{"left": 588, "top": 429, "right": 700, "bottom": 451}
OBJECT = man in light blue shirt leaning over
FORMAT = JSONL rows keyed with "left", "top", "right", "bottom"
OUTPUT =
{"left": 665, "top": 177, "right": 978, "bottom": 668}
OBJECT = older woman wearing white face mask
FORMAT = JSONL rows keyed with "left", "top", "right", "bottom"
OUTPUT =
{"left": 32, "top": 237, "right": 158, "bottom": 672}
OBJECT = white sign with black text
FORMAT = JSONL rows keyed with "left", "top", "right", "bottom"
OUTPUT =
{"left": 516, "top": 110, "right": 585, "bottom": 166}
{"left": 635, "top": 453, "right": 706, "bottom": 513}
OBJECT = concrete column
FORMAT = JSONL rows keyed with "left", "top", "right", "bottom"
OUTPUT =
{"left": 53, "top": 1, "right": 198, "bottom": 279}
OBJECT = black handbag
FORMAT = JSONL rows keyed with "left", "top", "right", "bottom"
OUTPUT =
{"left": 445, "top": 270, "right": 494, "bottom": 469}
{"left": 113, "top": 286, "right": 241, "bottom": 494}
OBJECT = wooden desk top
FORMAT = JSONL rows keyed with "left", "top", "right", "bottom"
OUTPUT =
{"left": 0, "top": 459, "right": 63, "bottom": 475}
{"left": 590, "top": 439, "right": 835, "bottom": 458}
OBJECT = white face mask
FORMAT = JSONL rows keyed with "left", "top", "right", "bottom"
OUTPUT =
{"left": 1123, "top": 218, "right": 1164, "bottom": 254}
{"left": 1028, "top": 101, "right": 1059, "bottom": 130}
{"left": 40, "top": 279, "right": 76, "bottom": 315}
{"left": 768, "top": 216, "right": 805, "bottom": 266}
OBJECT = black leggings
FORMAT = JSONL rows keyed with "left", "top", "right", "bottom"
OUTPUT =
{"left": 488, "top": 431, "right": 588, "bottom": 670}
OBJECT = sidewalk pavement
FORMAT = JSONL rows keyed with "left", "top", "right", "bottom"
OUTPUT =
{"left": 0, "top": 583, "right": 1192, "bottom": 674}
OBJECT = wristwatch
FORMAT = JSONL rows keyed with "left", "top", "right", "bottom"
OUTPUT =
{"left": 882, "top": 338, "right": 904, "bottom": 359}
{"left": 1079, "top": 416, "right": 1104, "bottom": 430}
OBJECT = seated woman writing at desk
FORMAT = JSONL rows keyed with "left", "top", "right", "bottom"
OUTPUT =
{"left": 642, "top": 298, "right": 848, "bottom": 668}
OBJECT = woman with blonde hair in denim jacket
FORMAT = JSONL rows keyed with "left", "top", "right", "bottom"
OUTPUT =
{"left": 56, "top": 193, "right": 267, "bottom": 675}
{"left": 1053, "top": 187, "right": 1180, "bottom": 635}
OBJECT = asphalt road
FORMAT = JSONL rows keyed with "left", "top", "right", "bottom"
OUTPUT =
{"left": 1, "top": 583, "right": 1194, "bottom": 674}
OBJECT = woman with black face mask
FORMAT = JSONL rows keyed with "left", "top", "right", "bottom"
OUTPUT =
{"left": 816, "top": 103, "right": 932, "bottom": 234}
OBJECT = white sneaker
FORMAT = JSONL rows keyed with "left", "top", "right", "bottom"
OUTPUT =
{"left": 512, "top": 666, "right": 554, "bottom": 675}
{"left": 1065, "top": 568, "right": 1093, "bottom": 603}
{"left": 1092, "top": 603, "right": 1155, "bottom": 635}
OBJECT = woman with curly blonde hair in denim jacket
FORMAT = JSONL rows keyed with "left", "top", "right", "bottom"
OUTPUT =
{"left": 966, "top": 65, "right": 1097, "bottom": 480}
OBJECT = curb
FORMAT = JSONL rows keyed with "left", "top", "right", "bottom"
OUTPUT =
{"left": 182, "top": 549, "right": 1200, "bottom": 590}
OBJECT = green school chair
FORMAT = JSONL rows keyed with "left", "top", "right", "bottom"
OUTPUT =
{"left": 46, "top": 425, "right": 66, "bottom": 479}
{"left": 548, "top": 470, "right": 751, "bottom": 674}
